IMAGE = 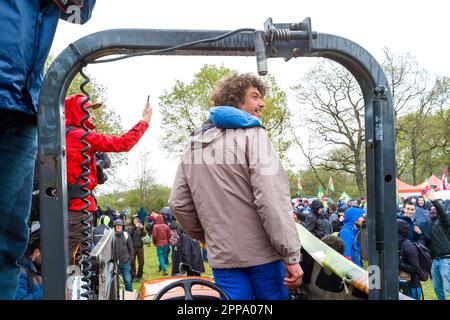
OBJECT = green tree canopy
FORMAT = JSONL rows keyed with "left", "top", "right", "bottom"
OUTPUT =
{"left": 159, "top": 64, "right": 292, "bottom": 159}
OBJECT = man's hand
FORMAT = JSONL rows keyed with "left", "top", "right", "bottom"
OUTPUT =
{"left": 284, "top": 263, "right": 304, "bottom": 289}
{"left": 414, "top": 225, "right": 422, "bottom": 235}
{"left": 142, "top": 102, "right": 152, "bottom": 124}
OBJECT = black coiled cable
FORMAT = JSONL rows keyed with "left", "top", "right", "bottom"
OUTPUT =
{"left": 78, "top": 66, "right": 94, "bottom": 300}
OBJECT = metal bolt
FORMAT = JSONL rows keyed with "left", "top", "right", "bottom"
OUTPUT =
{"left": 271, "top": 47, "right": 278, "bottom": 57}
{"left": 290, "top": 23, "right": 300, "bottom": 30}
{"left": 374, "top": 85, "right": 387, "bottom": 97}
{"left": 292, "top": 48, "right": 301, "bottom": 57}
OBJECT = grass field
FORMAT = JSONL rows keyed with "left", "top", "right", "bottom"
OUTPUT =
{"left": 131, "top": 243, "right": 213, "bottom": 293}
{"left": 130, "top": 244, "right": 443, "bottom": 300}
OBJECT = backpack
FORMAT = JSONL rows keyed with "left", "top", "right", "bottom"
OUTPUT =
{"left": 414, "top": 242, "right": 432, "bottom": 281}
{"left": 169, "top": 229, "right": 180, "bottom": 246}
{"left": 65, "top": 126, "right": 111, "bottom": 199}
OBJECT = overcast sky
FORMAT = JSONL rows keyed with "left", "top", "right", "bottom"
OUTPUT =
{"left": 49, "top": 0, "right": 450, "bottom": 192}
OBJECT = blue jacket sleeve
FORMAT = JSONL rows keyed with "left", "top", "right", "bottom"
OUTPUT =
{"left": 339, "top": 229, "right": 353, "bottom": 260}
{"left": 15, "top": 272, "right": 43, "bottom": 300}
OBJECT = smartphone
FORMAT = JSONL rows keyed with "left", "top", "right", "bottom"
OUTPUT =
{"left": 147, "top": 95, "right": 150, "bottom": 103}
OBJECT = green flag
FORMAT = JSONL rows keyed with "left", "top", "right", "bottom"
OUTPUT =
{"left": 340, "top": 191, "right": 350, "bottom": 203}
{"left": 327, "top": 176, "right": 335, "bottom": 193}
{"left": 317, "top": 186, "right": 328, "bottom": 208}
{"left": 422, "top": 176, "right": 429, "bottom": 188}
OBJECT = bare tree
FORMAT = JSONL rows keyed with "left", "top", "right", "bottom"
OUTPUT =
{"left": 135, "top": 149, "right": 156, "bottom": 210}
{"left": 291, "top": 50, "right": 449, "bottom": 194}
{"left": 292, "top": 133, "right": 326, "bottom": 189}
{"left": 396, "top": 76, "right": 450, "bottom": 183}
{"left": 381, "top": 48, "right": 428, "bottom": 122}
{"left": 291, "top": 59, "right": 366, "bottom": 196}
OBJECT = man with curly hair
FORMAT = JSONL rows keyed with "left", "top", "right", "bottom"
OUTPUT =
{"left": 170, "top": 73, "right": 303, "bottom": 300}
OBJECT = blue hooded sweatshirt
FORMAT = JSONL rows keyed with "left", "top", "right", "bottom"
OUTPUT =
{"left": 208, "top": 106, "right": 262, "bottom": 129}
{"left": 339, "top": 207, "right": 364, "bottom": 266}
{"left": 138, "top": 207, "right": 147, "bottom": 224}
{"left": 15, "top": 257, "right": 42, "bottom": 300}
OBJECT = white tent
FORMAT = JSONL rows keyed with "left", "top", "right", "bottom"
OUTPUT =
{"left": 435, "top": 190, "right": 450, "bottom": 201}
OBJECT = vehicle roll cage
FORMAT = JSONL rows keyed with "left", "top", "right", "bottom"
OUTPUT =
{"left": 38, "top": 17, "right": 398, "bottom": 300}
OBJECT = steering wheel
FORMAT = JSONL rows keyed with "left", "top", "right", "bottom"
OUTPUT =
{"left": 153, "top": 278, "right": 231, "bottom": 300}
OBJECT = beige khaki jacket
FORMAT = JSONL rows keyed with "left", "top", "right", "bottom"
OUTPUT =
{"left": 169, "top": 126, "right": 301, "bottom": 269}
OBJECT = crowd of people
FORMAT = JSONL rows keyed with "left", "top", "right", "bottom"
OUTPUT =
{"left": 291, "top": 190, "right": 450, "bottom": 300}
{"left": 15, "top": 205, "right": 209, "bottom": 298}
{"left": 0, "top": 2, "right": 447, "bottom": 300}
{"left": 396, "top": 192, "right": 450, "bottom": 300}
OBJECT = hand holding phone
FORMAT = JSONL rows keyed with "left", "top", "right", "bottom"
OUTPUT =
{"left": 142, "top": 95, "right": 152, "bottom": 124}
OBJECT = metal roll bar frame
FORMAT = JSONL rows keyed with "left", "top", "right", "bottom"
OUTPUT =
{"left": 38, "top": 17, "right": 398, "bottom": 300}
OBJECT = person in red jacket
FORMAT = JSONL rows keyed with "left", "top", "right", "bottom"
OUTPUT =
{"left": 65, "top": 94, "right": 152, "bottom": 262}
{"left": 152, "top": 214, "right": 171, "bottom": 275}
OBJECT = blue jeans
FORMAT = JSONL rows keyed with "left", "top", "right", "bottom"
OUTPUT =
{"left": 157, "top": 246, "right": 167, "bottom": 272}
{"left": 432, "top": 257, "right": 450, "bottom": 300}
{"left": 410, "top": 286, "right": 422, "bottom": 300}
{"left": 0, "top": 111, "right": 37, "bottom": 300}
{"left": 164, "top": 244, "right": 170, "bottom": 264}
{"left": 119, "top": 262, "right": 133, "bottom": 292}
{"left": 212, "top": 260, "right": 288, "bottom": 300}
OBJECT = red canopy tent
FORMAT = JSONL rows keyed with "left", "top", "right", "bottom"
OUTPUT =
{"left": 417, "top": 175, "right": 441, "bottom": 191}
{"left": 396, "top": 178, "right": 420, "bottom": 194}
{"left": 396, "top": 175, "right": 442, "bottom": 195}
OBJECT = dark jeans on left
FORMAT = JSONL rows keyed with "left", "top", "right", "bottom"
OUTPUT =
{"left": 131, "top": 247, "right": 144, "bottom": 279}
{"left": 0, "top": 110, "right": 37, "bottom": 300}
{"left": 119, "top": 262, "right": 133, "bottom": 292}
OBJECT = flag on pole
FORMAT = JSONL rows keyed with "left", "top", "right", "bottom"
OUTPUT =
{"left": 317, "top": 186, "right": 324, "bottom": 200}
{"left": 422, "top": 176, "right": 429, "bottom": 188}
{"left": 442, "top": 166, "right": 448, "bottom": 191}
{"left": 421, "top": 176, "right": 430, "bottom": 195}
{"left": 339, "top": 191, "right": 350, "bottom": 203}
{"left": 317, "top": 186, "right": 327, "bottom": 208}
{"left": 327, "top": 176, "right": 335, "bottom": 193}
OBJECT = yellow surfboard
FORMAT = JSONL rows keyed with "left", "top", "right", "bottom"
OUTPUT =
{"left": 296, "top": 223, "right": 369, "bottom": 294}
